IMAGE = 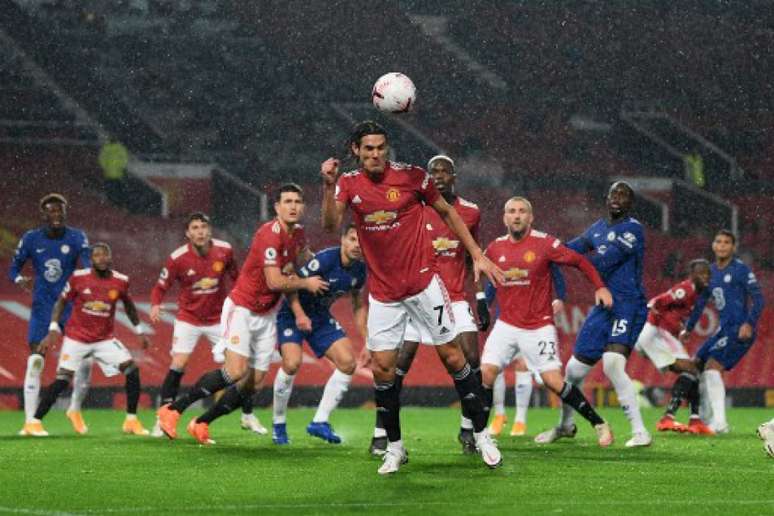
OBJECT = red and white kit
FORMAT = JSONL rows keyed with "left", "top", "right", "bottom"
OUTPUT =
{"left": 151, "top": 239, "right": 238, "bottom": 357}
{"left": 335, "top": 161, "right": 455, "bottom": 350}
{"left": 405, "top": 197, "right": 481, "bottom": 343}
{"left": 223, "top": 220, "right": 305, "bottom": 370}
{"left": 58, "top": 268, "right": 134, "bottom": 375}
{"left": 635, "top": 279, "right": 698, "bottom": 370}
{"left": 482, "top": 229, "right": 605, "bottom": 373}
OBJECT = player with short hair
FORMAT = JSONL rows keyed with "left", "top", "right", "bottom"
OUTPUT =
{"left": 28, "top": 243, "right": 150, "bottom": 436}
{"left": 148, "top": 213, "right": 266, "bottom": 436}
{"left": 634, "top": 259, "right": 713, "bottom": 434}
{"left": 679, "top": 230, "right": 765, "bottom": 433}
{"left": 11, "top": 193, "right": 94, "bottom": 436}
{"left": 535, "top": 181, "right": 652, "bottom": 448}
{"left": 322, "top": 120, "right": 504, "bottom": 475}
{"left": 157, "top": 183, "right": 327, "bottom": 444}
{"left": 369, "top": 154, "right": 489, "bottom": 455}
{"left": 480, "top": 197, "right": 614, "bottom": 447}
{"left": 272, "top": 223, "right": 367, "bottom": 445}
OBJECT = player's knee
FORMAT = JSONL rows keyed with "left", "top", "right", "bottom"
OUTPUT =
{"left": 602, "top": 351, "right": 627, "bottom": 378}
{"left": 441, "top": 351, "right": 466, "bottom": 374}
{"left": 337, "top": 356, "right": 356, "bottom": 376}
{"left": 282, "top": 357, "right": 301, "bottom": 376}
{"left": 170, "top": 353, "right": 190, "bottom": 370}
{"left": 224, "top": 355, "right": 249, "bottom": 380}
{"left": 540, "top": 369, "right": 564, "bottom": 393}
{"left": 480, "top": 364, "right": 499, "bottom": 388}
{"left": 396, "top": 343, "right": 418, "bottom": 371}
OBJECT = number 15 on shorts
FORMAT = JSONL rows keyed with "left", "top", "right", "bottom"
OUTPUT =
{"left": 612, "top": 319, "right": 628, "bottom": 337}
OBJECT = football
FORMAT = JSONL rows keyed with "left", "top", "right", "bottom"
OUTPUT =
{"left": 372, "top": 72, "right": 416, "bottom": 113}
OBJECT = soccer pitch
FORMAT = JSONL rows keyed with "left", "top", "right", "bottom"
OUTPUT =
{"left": 1, "top": 408, "right": 772, "bottom": 515}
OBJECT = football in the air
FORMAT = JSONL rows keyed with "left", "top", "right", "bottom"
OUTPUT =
{"left": 372, "top": 72, "right": 416, "bottom": 113}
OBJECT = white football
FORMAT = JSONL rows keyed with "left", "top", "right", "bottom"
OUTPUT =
{"left": 372, "top": 72, "right": 416, "bottom": 113}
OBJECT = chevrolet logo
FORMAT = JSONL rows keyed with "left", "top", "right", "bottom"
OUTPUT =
{"left": 84, "top": 300, "right": 110, "bottom": 311}
{"left": 504, "top": 268, "right": 529, "bottom": 280}
{"left": 364, "top": 210, "right": 397, "bottom": 225}
{"left": 193, "top": 277, "right": 219, "bottom": 290}
{"left": 432, "top": 237, "right": 460, "bottom": 252}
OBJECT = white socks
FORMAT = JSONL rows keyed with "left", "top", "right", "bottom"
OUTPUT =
{"left": 602, "top": 352, "right": 646, "bottom": 434}
{"left": 702, "top": 369, "right": 727, "bottom": 429}
{"left": 492, "top": 371, "right": 506, "bottom": 416}
{"left": 24, "top": 354, "right": 44, "bottom": 422}
{"left": 272, "top": 368, "right": 295, "bottom": 424}
{"left": 560, "top": 356, "right": 592, "bottom": 428}
{"left": 312, "top": 369, "right": 352, "bottom": 423}
{"left": 514, "top": 371, "right": 532, "bottom": 424}
{"left": 68, "top": 357, "right": 93, "bottom": 412}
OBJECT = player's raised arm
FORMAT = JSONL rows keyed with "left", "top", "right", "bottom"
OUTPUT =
{"left": 321, "top": 158, "right": 346, "bottom": 233}
{"left": 430, "top": 196, "right": 504, "bottom": 285}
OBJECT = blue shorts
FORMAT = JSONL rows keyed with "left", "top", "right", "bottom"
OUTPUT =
{"left": 276, "top": 312, "right": 346, "bottom": 358}
{"left": 29, "top": 300, "right": 72, "bottom": 346}
{"left": 573, "top": 301, "right": 647, "bottom": 363}
{"left": 696, "top": 325, "right": 756, "bottom": 371}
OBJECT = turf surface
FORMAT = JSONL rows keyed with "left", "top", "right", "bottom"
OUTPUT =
{"left": 1, "top": 407, "right": 772, "bottom": 515}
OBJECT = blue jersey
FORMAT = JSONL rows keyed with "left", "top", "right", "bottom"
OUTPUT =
{"left": 278, "top": 246, "right": 367, "bottom": 320}
{"left": 8, "top": 226, "right": 90, "bottom": 304}
{"left": 566, "top": 217, "right": 646, "bottom": 302}
{"left": 686, "top": 258, "right": 765, "bottom": 332}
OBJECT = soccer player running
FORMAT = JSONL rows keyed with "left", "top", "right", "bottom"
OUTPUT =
{"left": 272, "top": 224, "right": 367, "bottom": 445}
{"left": 157, "top": 184, "right": 327, "bottom": 444}
{"left": 322, "top": 121, "right": 504, "bottom": 475}
{"left": 480, "top": 197, "right": 614, "bottom": 446}
{"left": 30, "top": 243, "right": 150, "bottom": 435}
{"left": 368, "top": 154, "right": 490, "bottom": 455}
{"left": 634, "top": 259, "right": 714, "bottom": 434}
{"left": 10, "top": 194, "right": 94, "bottom": 436}
{"left": 679, "top": 230, "right": 765, "bottom": 433}
{"left": 149, "top": 213, "right": 266, "bottom": 436}
{"left": 535, "top": 181, "right": 652, "bottom": 448}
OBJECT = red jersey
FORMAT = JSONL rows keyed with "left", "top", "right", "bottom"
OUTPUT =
{"left": 485, "top": 229, "right": 605, "bottom": 329}
{"left": 424, "top": 196, "right": 480, "bottom": 302}
{"left": 62, "top": 268, "right": 130, "bottom": 343}
{"left": 335, "top": 161, "right": 440, "bottom": 302}
{"left": 229, "top": 220, "right": 306, "bottom": 314}
{"left": 150, "top": 239, "right": 238, "bottom": 326}
{"left": 647, "top": 279, "right": 699, "bottom": 337}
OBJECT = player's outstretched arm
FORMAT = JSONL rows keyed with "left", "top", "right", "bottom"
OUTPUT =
{"left": 430, "top": 197, "right": 503, "bottom": 285}
{"left": 549, "top": 242, "right": 612, "bottom": 307}
{"left": 265, "top": 267, "right": 329, "bottom": 295}
{"left": 123, "top": 295, "right": 149, "bottom": 349}
{"left": 321, "top": 158, "right": 345, "bottom": 233}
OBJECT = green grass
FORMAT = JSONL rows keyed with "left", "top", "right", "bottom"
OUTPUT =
{"left": 1, "top": 408, "right": 773, "bottom": 515}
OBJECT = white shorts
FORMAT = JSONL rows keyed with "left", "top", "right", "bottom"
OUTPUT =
{"left": 634, "top": 322, "right": 688, "bottom": 371}
{"left": 58, "top": 336, "right": 132, "bottom": 377}
{"left": 171, "top": 320, "right": 222, "bottom": 357}
{"left": 367, "top": 274, "right": 455, "bottom": 352}
{"left": 221, "top": 296, "right": 277, "bottom": 371}
{"left": 481, "top": 320, "right": 560, "bottom": 374}
{"left": 405, "top": 300, "right": 477, "bottom": 344}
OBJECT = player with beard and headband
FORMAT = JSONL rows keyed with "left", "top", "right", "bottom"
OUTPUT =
{"left": 322, "top": 121, "right": 504, "bottom": 475}
{"left": 479, "top": 197, "right": 614, "bottom": 446}
{"left": 156, "top": 184, "right": 327, "bottom": 444}
{"left": 535, "top": 181, "right": 652, "bottom": 448}
{"left": 29, "top": 243, "right": 151, "bottom": 436}
{"left": 148, "top": 213, "right": 267, "bottom": 436}
{"left": 368, "top": 154, "right": 491, "bottom": 456}
{"left": 11, "top": 194, "right": 94, "bottom": 437}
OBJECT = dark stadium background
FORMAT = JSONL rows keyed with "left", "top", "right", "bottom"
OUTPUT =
{"left": 0, "top": 0, "right": 771, "bottom": 411}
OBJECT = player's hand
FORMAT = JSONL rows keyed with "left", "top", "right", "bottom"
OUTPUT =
{"left": 296, "top": 314, "right": 312, "bottom": 332}
{"left": 304, "top": 276, "right": 329, "bottom": 295}
{"left": 138, "top": 335, "right": 150, "bottom": 350}
{"left": 476, "top": 298, "right": 491, "bottom": 332}
{"left": 738, "top": 322, "right": 753, "bottom": 340}
{"left": 678, "top": 329, "right": 691, "bottom": 344}
{"left": 16, "top": 276, "right": 33, "bottom": 293}
{"left": 473, "top": 254, "right": 504, "bottom": 286}
{"left": 321, "top": 158, "right": 340, "bottom": 186}
{"left": 38, "top": 331, "right": 59, "bottom": 354}
{"left": 552, "top": 299, "right": 565, "bottom": 315}
{"left": 594, "top": 287, "right": 613, "bottom": 308}
{"left": 149, "top": 304, "right": 162, "bottom": 323}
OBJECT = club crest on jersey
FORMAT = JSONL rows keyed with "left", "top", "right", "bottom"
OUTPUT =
{"left": 523, "top": 250, "right": 536, "bottom": 263}
{"left": 61, "top": 244, "right": 70, "bottom": 254}
{"left": 432, "top": 237, "right": 460, "bottom": 252}
{"left": 386, "top": 188, "right": 401, "bottom": 202}
{"left": 724, "top": 274, "right": 732, "bottom": 283}
{"left": 364, "top": 210, "right": 397, "bottom": 225}
{"left": 607, "top": 231, "right": 616, "bottom": 241}
{"left": 212, "top": 261, "right": 224, "bottom": 272}
{"left": 230, "top": 335, "right": 240, "bottom": 344}
{"left": 108, "top": 289, "right": 120, "bottom": 300}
